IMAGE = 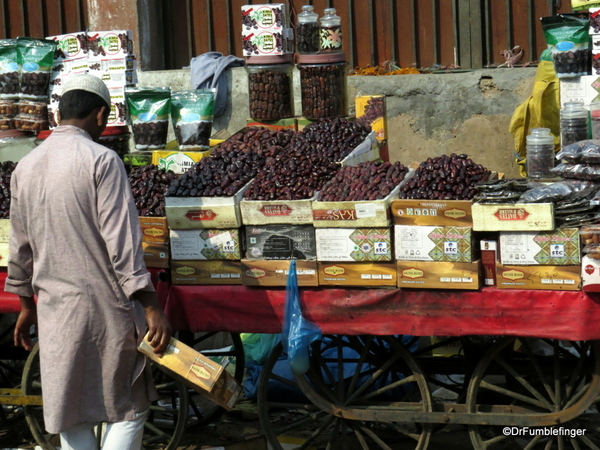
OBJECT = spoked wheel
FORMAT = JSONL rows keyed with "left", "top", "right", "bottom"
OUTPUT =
{"left": 22, "top": 343, "right": 189, "bottom": 450}
{"left": 181, "top": 331, "right": 245, "bottom": 428}
{"left": 258, "top": 335, "right": 433, "bottom": 450}
{"left": 467, "top": 337, "right": 600, "bottom": 450}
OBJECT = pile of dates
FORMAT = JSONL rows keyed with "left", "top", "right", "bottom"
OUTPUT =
{"left": 128, "top": 164, "right": 176, "bottom": 217}
{"left": 0, "top": 161, "right": 16, "bottom": 218}
{"left": 318, "top": 161, "right": 408, "bottom": 201}
{"left": 244, "top": 118, "right": 370, "bottom": 200}
{"left": 167, "top": 127, "right": 295, "bottom": 197}
{"left": 400, "top": 153, "right": 490, "bottom": 200}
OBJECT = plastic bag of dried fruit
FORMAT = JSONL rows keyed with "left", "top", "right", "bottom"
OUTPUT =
{"left": 17, "top": 37, "right": 56, "bottom": 101}
{"left": 170, "top": 89, "right": 216, "bottom": 150}
{"left": 126, "top": 87, "right": 171, "bottom": 150}
{"left": 0, "top": 40, "right": 19, "bottom": 100}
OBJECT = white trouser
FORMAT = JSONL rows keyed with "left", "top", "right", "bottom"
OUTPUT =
{"left": 59, "top": 409, "right": 148, "bottom": 450}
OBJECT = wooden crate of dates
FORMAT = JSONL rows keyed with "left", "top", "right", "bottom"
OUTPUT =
{"left": 312, "top": 162, "right": 411, "bottom": 228}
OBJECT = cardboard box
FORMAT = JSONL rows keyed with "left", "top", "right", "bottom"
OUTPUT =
{"left": 356, "top": 95, "right": 387, "bottom": 141}
{"left": 559, "top": 75, "right": 599, "bottom": 108}
{"left": 312, "top": 181, "right": 407, "bottom": 228}
{"left": 142, "top": 242, "right": 169, "bottom": 269}
{"left": 245, "top": 225, "right": 316, "bottom": 260}
{"left": 241, "top": 4, "right": 289, "bottom": 30}
{"left": 96, "top": 55, "right": 137, "bottom": 71}
{"left": 499, "top": 228, "right": 580, "bottom": 266}
{"left": 481, "top": 239, "right": 497, "bottom": 286}
{"left": 139, "top": 216, "right": 169, "bottom": 243}
{"left": 165, "top": 182, "right": 250, "bottom": 230}
{"left": 340, "top": 132, "right": 380, "bottom": 166}
{"left": 315, "top": 228, "right": 392, "bottom": 262}
{"left": 46, "top": 33, "right": 87, "bottom": 60}
{"left": 472, "top": 203, "right": 554, "bottom": 232}
{"left": 0, "top": 220, "right": 10, "bottom": 267}
{"left": 170, "top": 260, "right": 243, "bottom": 285}
{"left": 138, "top": 334, "right": 242, "bottom": 410}
{"left": 391, "top": 199, "right": 473, "bottom": 227}
{"left": 107, "top": 85, "right": 127, "bottom": 127}
{"left": 396, "top": 260, "right": 481, "bottom": 290}
{"left": 152, "top": 150, "right": 211, "bottom": 174}
{"left": 241, "top": 29, "right": 293, "bottom": 57}
{"left": 170, "top": 229, "right": 242, "bottom": 260}
{"left": 240, "top": 259, "right": 318, "bottom": 286}
{"left": 318, "top": 262, "right": 397, "bottom": 287}
{"left": 495, "top": 263, "right": 581, "bottom": 291}
{"left": 246, "top": 118, "right": 296, "bottom": 131}
{"left": 240, "top": 195, "right": 315, "bottom": 225}
{"left": 88, "top": 68, "right": 137, "bottom": 87}
{"left": 582, "top": 255, "right": 600, "bottom": 292}
{"left": 394, "top": 225, "right": 473, "bottom": 262}
{"left": 86, "top": 30, "right": 134, "bottom": 59}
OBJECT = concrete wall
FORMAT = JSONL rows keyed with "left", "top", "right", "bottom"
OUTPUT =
{"left": 137, "top": 67, "right": 538, "bottom": 178}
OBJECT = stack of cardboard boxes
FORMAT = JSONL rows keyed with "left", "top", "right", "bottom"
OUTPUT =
{"left": 47, "top": 30, "right": 137, "bottom": 128}
{"left": 391, "top": 199, "right": 482, "bottom": 290}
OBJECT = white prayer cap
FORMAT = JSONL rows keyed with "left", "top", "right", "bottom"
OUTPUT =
{"left": 61, "top": 74, "right": 111, "bottom": 108}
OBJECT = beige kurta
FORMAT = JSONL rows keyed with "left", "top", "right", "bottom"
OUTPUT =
{"left": 5, "top": 125, "right": 156, "bottom": 434}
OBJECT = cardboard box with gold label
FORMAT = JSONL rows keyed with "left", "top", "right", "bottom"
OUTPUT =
{"left": 170, "top": 229, "right": 242, "bottom": 260}
{"left": 165, "top": 182, "right": 250, "bottom": 230}
{"left": 315, "top": 228, "right": 392, "bottom": 261}
{"left": 495, "top": 263, "right": 581, "bottom": 290}
{"left": 139, "top": 217, "right": 169, "bottom": 243}
{"left": 391, "top": 199, "right": 473, "bottom": 227}
{"left": 499, "top": 228, "right": 580, "bottom": 266}
{"left": 152, "top": 150, "right": 211, "bottom": 174}
{"left": 396, "top": 260, "right": 481, "bottom": 290}
{"left": 142, "top": 242, "right": 169, "bottom": 269}
{"left": 138, "top": 334, "right": 242, "bottom": 410}
{"left": 240, "top": 195, "right": 315, "bottom": 225}
{"left": 355, "top": 94, "right": 387, "bottom": 141}
{"left": 170, "top": 260, "right": 242, "bottom": 285}
{"left": 318, "top": 262, "right": 397, "bottom": 287}
{"left": 394, "top": 225, "right": 473, "bottom": 262}
{"left": 472, "top": 203, "right": 554, "bottom": 231}
{"left": 240, "top": 259, "right": 318, "bottom": 287}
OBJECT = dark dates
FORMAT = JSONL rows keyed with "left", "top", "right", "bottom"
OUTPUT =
{"left": 248, "top": 69, "right": 292, "bottom": 120}
{"left": 400, "top": 153, "right": 490, "bottom": 200}
{"left": 299, "top": 63, "right": 347, "bottom": 119}
{"left": 128, "top": 164, "right": 176, "bottom": 216}
{"left": 318, "top": 161, "right": 408, "bottom": 201}
{"left": 0, "top": 161, "right": 16, "bottom": 218}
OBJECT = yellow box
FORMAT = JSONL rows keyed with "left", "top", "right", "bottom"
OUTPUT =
{"left": 246, "top": 118, "right": 297, "bottom": 131}
{"left": 396, "top": 260, "right": 481, "bottom": 290}
{"left": 356, "top": 94, "right": 387, "bottom": 141}
{"left": 0, "top": 219, "right": 10, "bottom": 243}
{"left": 152, "top": 150, "right": 211, "bottom": 174}
{"left": 472, "top": 203, "right": 554, "bottom": 231}
{"left": 240, "top": 259, "right": 318, "bottom": 287}
{"left": 317, "top": 262, "right": 397, "bottom": 287}
{"left": 391, "top": 200, "right": 473, "bottom": 227}
{"left": 138, "top": 334, "right": 242, "bottom": 410}
{"left": 170, "top": 260, "right": 242, "bottom": 285}
{"left": 139, "top": 217, "right": 169, "bottom": 243}
{"left": 0, "top": 242, "right": 8, "bottom": 267}
{"left": 142, "top": 242, "right": 169, "bottom": 269}
{"left": 495, "top": 263, "right": 581, "bottom": 290}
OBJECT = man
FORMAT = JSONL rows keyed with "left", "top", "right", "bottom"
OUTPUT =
{"left": 6, "top": 74, "right": 172, "bottom": 449}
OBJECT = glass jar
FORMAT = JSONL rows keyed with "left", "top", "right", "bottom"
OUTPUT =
{"left": 296, "top": 5, "right": 320, "bottom": 54}
{"left": 560, "top": 101, "right": 588, "bottom": 148}
{"left": 246, "top": 55, "right": 293, "bottom": 121}
{"left": 99, "top": 126, "right": 131, "bottom": 158}
{"left": 297, "top": 53, "right": 348, "bottom": 120}
{"left": 319, "top": 8, "right": 343, "bottom": 53}
{"left": 526, "top": 127, "right": 555, "bottom": 179}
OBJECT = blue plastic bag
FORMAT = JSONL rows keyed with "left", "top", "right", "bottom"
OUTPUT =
{"left": 282, "top": 260, "right": 322, "bottom": 374}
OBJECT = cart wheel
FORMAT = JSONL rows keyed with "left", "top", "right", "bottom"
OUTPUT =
{"left": 179, "top": 331, "right": 244, "bottom": 428}
{"left": 258, "top": 335, "right": 433, "bottom": 450}
{"left": 22, "top": 343, "right": 189, "bottom": 450}
{"left": 466, "top": 337, "right": 600, "bottom": 450}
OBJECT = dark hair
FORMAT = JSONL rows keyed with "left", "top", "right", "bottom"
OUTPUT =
{"left": 59, "top": 90, "right": 110, "bottom": 120}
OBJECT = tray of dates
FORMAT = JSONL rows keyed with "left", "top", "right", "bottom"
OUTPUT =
{"left": 312, "top": 161, "right": 412, "bottom": 228}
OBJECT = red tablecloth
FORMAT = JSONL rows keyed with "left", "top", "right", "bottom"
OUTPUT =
{"left": 164, "top": 284, "right": 600, "bottom": 341}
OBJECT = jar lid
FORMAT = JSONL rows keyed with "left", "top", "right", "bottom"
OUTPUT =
{"left": 246, "top": 54, "right": 294, "bottom": 65}
{"left": 297, "top": 52, "right": 347, "bottom": 64}
{"left": 0, "top": 129, "right": 27, "bottom": 139}
{"left": 526, "top": 127, "right": 554, "bottom": 146}
{"left": 561, "top": 101, "right": 587, "bottom": 119}
{"left": 36, "top": 130, "right": 53, "bottom": 139}
{"left": 101, "top": 125, "right": 130, "bottom": 136}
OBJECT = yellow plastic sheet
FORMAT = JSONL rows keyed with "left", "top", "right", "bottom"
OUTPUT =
{"left": 508, "top": 60, "right": 560, "bottom": 177}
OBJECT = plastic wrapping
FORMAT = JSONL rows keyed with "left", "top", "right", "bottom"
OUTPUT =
{"left": 557, "top": 140, "right": 600, "bottom": 164}
{"left": 126, "top": 87, "right": 171, "bottom": 150}
{"left": 518, "top": 180, "right": 597, "bottom": 203}
{"left": 552, "top": 163, "right": 600, "bottom": 180}
{"left": 171, "top": 89, "right": 215, "bottom": 149}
